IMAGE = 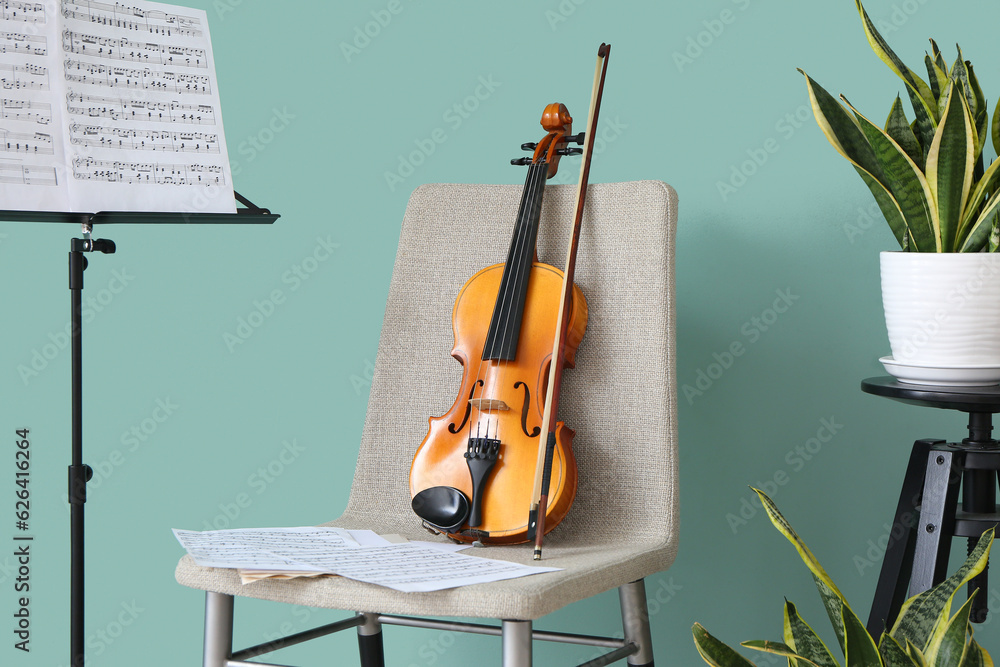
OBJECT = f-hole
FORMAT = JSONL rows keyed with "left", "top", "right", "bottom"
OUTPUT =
{"left": 449, "top": 380, "right": 484, "bottom": 433}
{"left": 514, "top": 381, "right": 540, "bottom": 438}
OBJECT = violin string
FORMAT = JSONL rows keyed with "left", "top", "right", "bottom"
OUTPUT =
{"left": 476, "top": 157, "right": 545, "bottom": 444}
{"left": 472, "top": 163, "right": 537, "bottom": 441}
{"left": 476, "top": 160, "right": 531, "bottom": 439}
{"left": 488, "top": 157, "right": 546, "bottom": 442}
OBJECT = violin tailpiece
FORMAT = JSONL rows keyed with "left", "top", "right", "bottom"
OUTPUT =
{"left": 464, "top": 437, "right": 501, "bottom": 527}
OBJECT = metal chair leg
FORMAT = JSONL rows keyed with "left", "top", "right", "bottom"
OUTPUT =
{"left": 619, "top": 580, "right": 655, "bottom": 666}
{"left": 203, "top": 592, "right": 234, "bottom": 667}
{"left": 357, "top": 613, "right": 385, "bottom": 667}
{"left": 502, "top": 620, "right": 532, "bottom": 667}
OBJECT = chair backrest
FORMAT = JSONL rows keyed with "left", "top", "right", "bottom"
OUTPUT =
{"left": 344, "top": 181, "right": 678, "bottom": 544}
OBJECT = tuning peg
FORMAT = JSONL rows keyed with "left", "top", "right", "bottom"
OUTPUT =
{"left": 520, "top": 142, "right": 537, "bottom": 152}
{"left": 510, "top": 157, "right": 532, "bottom": 166}
{"left": 556, "top": 147, "right": 583, "bottom": 156}
{"left": 564, "top": 132, "right": 585, "bottom": 145}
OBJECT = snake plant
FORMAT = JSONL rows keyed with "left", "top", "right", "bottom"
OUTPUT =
{"left": 692, "top": 489, "right": 994, "bottom": 666}
{"left": 801, "top": 0, "right": 1000, "bottom": 252}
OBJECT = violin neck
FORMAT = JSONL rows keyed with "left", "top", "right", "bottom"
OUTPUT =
{"left": 481, "top": 161, "right": 548, "bottom": 362}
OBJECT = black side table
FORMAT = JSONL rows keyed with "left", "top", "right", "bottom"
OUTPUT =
{"left": 863, "top": 376, "right": 1000, "bottom": 637}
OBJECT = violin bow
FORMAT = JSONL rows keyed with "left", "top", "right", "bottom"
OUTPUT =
{"left": 528, "top": 43, "right": 610, "bottom": 560}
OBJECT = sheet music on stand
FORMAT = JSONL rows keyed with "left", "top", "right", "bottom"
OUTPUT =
{"left": 173, "top": 527, "right": 562, "bottom": 593}
{"left": 0, "top": 0, "right": 236, "bottom": 214}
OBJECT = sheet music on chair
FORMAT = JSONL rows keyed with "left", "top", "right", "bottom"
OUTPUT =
{"left": 0, "top": 0, "right": 236, "bottom": 213}
{"left": 173, "top": 527, "right": 562, "bottom": 593}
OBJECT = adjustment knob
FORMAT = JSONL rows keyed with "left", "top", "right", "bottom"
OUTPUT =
{"left": 520, "top": 142, "right": 537, "bottom": 152}
{"left": 510, "top": 157, "right": 532, "bottom": 166}
{"left": 556, "top": 147, "right": 583, "bottom": 156}
{"left": 565, "top": 132, "right": 585, "bottom": 145}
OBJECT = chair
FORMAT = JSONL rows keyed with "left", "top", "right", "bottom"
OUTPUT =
{"left": 175, "top": 180, "right": 679, "bottom": 667}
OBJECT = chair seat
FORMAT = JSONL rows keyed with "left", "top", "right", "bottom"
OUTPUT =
{"left": 176, "top": 512, "right": 675, "bottom": 620}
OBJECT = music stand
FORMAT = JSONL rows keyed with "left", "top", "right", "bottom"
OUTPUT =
{"left": 1, "top": 194, "right": 278, "bottom": 667}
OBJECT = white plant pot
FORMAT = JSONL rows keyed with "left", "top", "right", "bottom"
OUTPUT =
{"left": 881, "top": 251, "right": 1000, "bottom": 383}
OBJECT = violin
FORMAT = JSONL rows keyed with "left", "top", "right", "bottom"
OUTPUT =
{"left": 409, "top": 103, "right": 588, "bottom": 544}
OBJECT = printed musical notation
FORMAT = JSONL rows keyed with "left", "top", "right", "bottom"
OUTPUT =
{"left": 0, "top": 30, "right": 46, "bottom": 55}
{"left": 69, "top": 123, "right": 218, "bottom": 153}
{"left": 62, "top": 29, "right": 206, "bottom": 67}
{"left": 0, "top": 162, "right": 56, "bottom": 185}
{"left": 173, "top": 527, "right": 561, "bottom": 593}
{"left": 0, "top": 62, "right": 47, "bottom": 90}
{"left": 0, "top": 0, "right": 235, "bottom": 213}
{"left": 1, "top": 98, "right": 50, "bottom": 124}
{"left": 73, "top": 156, "right": 225, "bottom": 186}
{"left": 66, "top": 91, "right": 213, "bottom": 124}
{"left": 64, "top": 59, "right": 210, "bottom": 94}
{"left": 1, "top": 1, "right": 45, "bottom": 24}
{"left": 61, "top": 0, "right": 201, "bottom": 38}
{"left": 0, "top": 128, "right": 52, "bottom": 153}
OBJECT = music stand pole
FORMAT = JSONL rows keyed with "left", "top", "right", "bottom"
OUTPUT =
{"left": 68, "top": 223, "right": 116, "bottom": 667}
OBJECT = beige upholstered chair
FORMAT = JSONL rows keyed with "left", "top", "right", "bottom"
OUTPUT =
{"left": 176, "top": 180, "right": 679, "bottom": 667}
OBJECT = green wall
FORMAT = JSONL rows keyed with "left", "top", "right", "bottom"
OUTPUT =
{"left": 3, "top": 0, "right": 998, "bottom": 664}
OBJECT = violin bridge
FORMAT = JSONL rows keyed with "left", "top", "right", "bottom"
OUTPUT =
{"left": 468, "top": 398, "right": 510, "bottom": 412}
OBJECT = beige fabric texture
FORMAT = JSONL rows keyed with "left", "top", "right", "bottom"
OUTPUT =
{"left": 176, "top": 180, "right": 679, "bottom": 621}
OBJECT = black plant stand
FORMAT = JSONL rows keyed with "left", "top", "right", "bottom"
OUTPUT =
{"left": 1, "top": 197, "right": 278, "bottom": 667}
{"left": 863, "top": 376, "right": 1000, "bottom": 638}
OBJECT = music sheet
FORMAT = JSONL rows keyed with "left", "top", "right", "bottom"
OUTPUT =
{"left": 0, "top": 0, "right": 236, "bottom": 213}
{"left": 173, "top": 527, "right": 562, "bottom": 593}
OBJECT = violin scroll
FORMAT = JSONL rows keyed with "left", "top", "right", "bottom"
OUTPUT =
{"left": 533, "top": 102, "right": 572, "bottom": 177}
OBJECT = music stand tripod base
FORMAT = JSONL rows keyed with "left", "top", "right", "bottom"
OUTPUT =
{"left": 862, "top": 376, "right": 1000, "bottom": 638}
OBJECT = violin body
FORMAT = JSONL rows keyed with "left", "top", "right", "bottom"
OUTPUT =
{"left": 410, "top": 260, "right": 587, "bottom": 543}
